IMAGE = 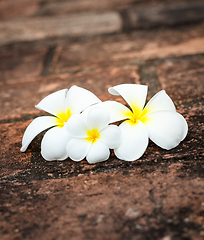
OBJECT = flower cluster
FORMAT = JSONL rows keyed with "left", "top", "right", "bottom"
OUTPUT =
{"left": 21, "top": 84, "right": 188, "bottom": 164}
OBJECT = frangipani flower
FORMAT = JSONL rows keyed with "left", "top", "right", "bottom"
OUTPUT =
{"left": 21, "top": 86, "right": 101, "bottom": 161}
{"left": 66, "top": 107, "right": 121, "bottom": 164}
{"left": 95, "top": 84, "right": 188, "bottom": 161}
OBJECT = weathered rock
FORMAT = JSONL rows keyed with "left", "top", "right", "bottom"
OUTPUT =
{"left": 0, "top": 0, "right": 41, "bottom": 20}
{"left": 0, "top": 12, "right": 122, "bottom": 46}
{"left": 0, "top": 0, "right": 204, "bottom": 239}
{"left": 157, "top": 59, "right": 204, "bottom": 100}
{"left": 52, "top": 26, "right": 204, "bottom": 74}
{"left": 122, "top": 2, "right": 204, "bottom": 30}
{"left": 0, "top": 48, "right": 47, "bottom": 84}
{"left": 0, "top": 66, "right": 139, "bottom": 120}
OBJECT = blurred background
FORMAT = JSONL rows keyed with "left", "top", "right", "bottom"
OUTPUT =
{"left": 0, "top": 0, "right": 204, "bottom": 118}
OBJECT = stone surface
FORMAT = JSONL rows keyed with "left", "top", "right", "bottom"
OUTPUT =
{"left": 0, "top": 0, "right": 41, "bottom": 20}
{"left": 0, "top": 48, "right": 47, "bottom": 84}
{"left": 0, "top": 0, "right": 195, "bottom": 20}
{"left": 0, "top": 121, "right": 32, "bottom": 178}
{"left": 157, "top": 59, "right": 204, "bottom": 100}
{"left": 0, "top": 0, "right": 204, "bottom": 239}
{"left": 52, "top": 26, "right": 204, "bottom": 73}
{"left": 1, "top": 1, "right": 204, "bottom": 47}
{"left": 123, "top": 2, "right": 204, "bottom": 30}
{"left": 112, "top": 36, "right": 204, "bottom": 62}
{"left": 37, "top": 0, "right": 136, "bottom": 16}
{"left": 0, "top": 12, "right": 122, "bottom": 46}
{"left": 1, "top": 97, "right": 203, "bottom": 180}
{"left": 0, "top": 169, "right": 204, "bottom": 240}
{"left": 0, "top": 98, "right": 203, "bottom": 240}
{"left": 0, "top": 66, "right": 139, "bottom": 120}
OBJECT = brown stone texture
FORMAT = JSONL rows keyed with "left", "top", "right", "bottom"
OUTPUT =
{"left": 0, "top": 121, "right": 32, "bottom": 178}
{"left": 157, "top": 59, "right": 204, "bottom": 100}
{"left": 124, "top": 2, "right": 204, "bottom": 29}
{"left": 0, "top": 12, "right": 122, "bottom": 46}
{"left": 0, "top": 48, "right": 47, "bottom": 84}
{"left": 0, "top": 0, "right": 41, "bottom": 20}
{"left": 37, "top": 0, "right": 137, "bottom": 16}
{"left": 0, "top": 0, "right": 195, "bottom": 20}
{"left": 0, "top": 66, "right": 138, "bottom": 120}
{"left": 52, "top": 26, "right": 204, "bottom": 73}
{"left": 0, "top": 0, "right": 204, "bottom": 240}
{"left": 1, "top": 169, "right": 204, "bottom": 240}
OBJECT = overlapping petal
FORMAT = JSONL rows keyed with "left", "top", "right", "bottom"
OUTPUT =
{"left": 100, "top": 125, "right": 121, "bottom": 149}
{"left": 83, "top": 100, "right": 131, "bottom": 124}
{"left": 108, "top": 84, "right": 148, "bottom": 115}
{"left": 66, "top": 114, "right": 88, "bottom": 138}
{"left": 114, "top": 120, "right": 149, "bottom": 161}
{"left": 105, "top": 83, "right": 188, "bottom": 161}
{"left": 21, "top": 86, "right": 104, "bottom": 162}
{"left": 21, "top": 116, "right": 57, "bottom": 152}
{"left": 36, "top": 89, "right": 68, "bottom": 117}
{"left": 41, "top": 125, "right": 71, "bottom": 161}
{"left": 143, "top": 111, "right": 188, "bottom": 150}
{"left": 21, "top": 83, "right": 188, "bottom": 164}
{"left": 66, "top": 107, "right": 121, "bottom": 163}
{"left": 87, "top": 108, "right": 110, "bottom": 131}
{"left": 66, "top": 138, "right": 91, "bottom": 161}
{"left": 140, "top": 90, "right": 176, "bottom": 118}
{"left": 86, "top": 140, "right": 110, "bottom": 164}
{"left": 65, "top": 85, "right": 101, "bottom": 114}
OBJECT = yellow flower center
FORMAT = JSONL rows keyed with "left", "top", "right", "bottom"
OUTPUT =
{"left": 55, "top": 109, "right": 72, "bottom": 128}
{"left": 128, "top": 111, "right": 140, "bottom": 124}
{"left": 125, "top": 105, "right": 150, "bottom": 125}
{"left": 86, "top": 129, "right": 100, "bottom": 144}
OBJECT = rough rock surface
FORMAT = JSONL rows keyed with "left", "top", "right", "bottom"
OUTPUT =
{"left": 0, "top": 1, "right": 204, "bottom": 240}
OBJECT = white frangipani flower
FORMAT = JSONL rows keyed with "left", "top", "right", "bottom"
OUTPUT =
{"left": 21, "top": 85, "right": 101, "bottom": 161}
{"left": 95, "top": 84, "right": 188, "bottom": 161}
{"left": 66, "top": 107, "right": 121, "bottom": 164}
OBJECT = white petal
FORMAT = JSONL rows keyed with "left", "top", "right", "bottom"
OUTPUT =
{"left": 36, "top": 89, "right": 67, "bottom": 117}
{"left": 41, "top": 125, "right": 71, "bottom": 161}
{"left": 108, "top": 84, "right": 148, "bottom": 114}
{"left": 141, "top": 90, "right": 176, "bottom": 118}
{"left": 65, "top": 85, "right": 101, "bottom": 114}
{"left": 21, "top": 116, "right": 57, "bottom": 152}
{"left": 87, "top": 107, "right": 110, "bottom": 131}
{"left": 114, "top": 120, "right": 149, "bottom": 161}
{"left": 86, "top": 140, "right": 110, "bottom": 164}
{"left": 66, "top": 138, "right": 91, "bottom": 161}
{"left": 83, "top": 101, "right": 131, "bottom": 123}
{"left": 66, "top": 114, "right": 87, "bottom": 138}
{"left": 144, "top": 111, "right": 188, "bottom": 150}
{"left": 100, "top": 125, "right": 121, "bottom": 149}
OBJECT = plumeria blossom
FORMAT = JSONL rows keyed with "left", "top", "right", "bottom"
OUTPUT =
{"left": 66, "top": 107, "right": 121, "bottom": 164}
{"left": 20, "top": 85, "right": 101, "bottom": 161}
{"left": 94, "top": 84, "right": 188, "bottom": 161}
